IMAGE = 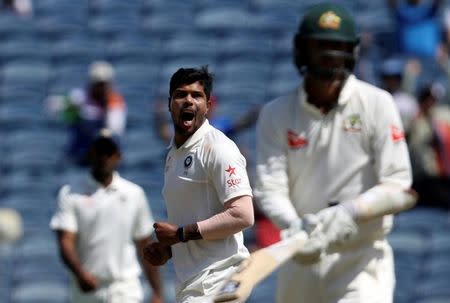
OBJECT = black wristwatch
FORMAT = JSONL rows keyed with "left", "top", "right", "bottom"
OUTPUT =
{"left": 176, "top": 227, "right": 188, "bottom": 242}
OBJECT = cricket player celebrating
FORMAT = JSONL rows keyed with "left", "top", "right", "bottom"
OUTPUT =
{"left": 254, "top": 3, "right": 417, "bottom": 303}
{"left": 143, "top": 67, "right": 254, "bottom": 303}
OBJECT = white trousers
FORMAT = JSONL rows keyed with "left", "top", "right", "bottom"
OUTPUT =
{"left": 276, "top": 239, "right": 395, "bottom": 303}
{"left": 71, "top": 277, "right": 143, "bottom": 303}
{"left": 176, "top": 264, "right": 239, "bottom": 303}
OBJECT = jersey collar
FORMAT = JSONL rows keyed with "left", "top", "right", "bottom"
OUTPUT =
{"left": 86, "top": 171, "right": 121, "bottom": 193}
{"left": 171, "top": 119, "right": 211, "bottom": 151}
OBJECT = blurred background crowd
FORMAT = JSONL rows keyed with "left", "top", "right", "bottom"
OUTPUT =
{"left": 0, "top": 0, "right": 450, "bottom": 302}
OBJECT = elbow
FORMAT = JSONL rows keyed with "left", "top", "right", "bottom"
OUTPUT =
{"left": 241, "top": 213, "right": 254, "bottom": 229}
{"left": 403, "top": 188, "right": 418, "bottom": 211}
{"left": 228, "top": 207, "right": 254, "bottom": 230}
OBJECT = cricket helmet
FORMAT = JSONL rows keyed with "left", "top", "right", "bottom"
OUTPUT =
{"left": 294, "top": 2, "right": 360, "bottom": 78}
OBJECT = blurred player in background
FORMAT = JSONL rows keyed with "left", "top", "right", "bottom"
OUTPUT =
{"left": 50, "top": 130, "right": 163, "bottom": 303}
{"left": 143, "top": 67, "right": 254, "bottom": 302}
{"left": 45, "top": 61, "right": 126, "bottom": 166}
{"left": 255, "top": 3, "right": 417, "bottom": 303}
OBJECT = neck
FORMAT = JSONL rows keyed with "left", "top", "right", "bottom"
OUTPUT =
{"left": 304, "top": 75, "right": 343, "bottom": 114}
{"left": 91, "top": 171, "right": 114, "bottom": 187}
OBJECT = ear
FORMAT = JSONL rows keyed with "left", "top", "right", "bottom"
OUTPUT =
{"left": 206, "top": 97, "right": 212, "bottom": 114}
{"left": 112, "top": 152, "right": 122, "bottom": 166}
{"left": 167, "top": 96, "right": 171, "bottom": 111}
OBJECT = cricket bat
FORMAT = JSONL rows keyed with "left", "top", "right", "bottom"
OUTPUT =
{"left": 213, "top": 231, "right": 307, "bottom": 303}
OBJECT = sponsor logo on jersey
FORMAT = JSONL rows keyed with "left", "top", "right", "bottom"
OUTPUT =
{"left": 343, "top": 114, "right": 362, "bottom": 132}
{"left": 227, "top": 178, "right": 242, "bottom": 188}
{"left": 318, "top": 11, "right": 341, "bottom": 30}
{"left": 391, "top": 125, "right": 405, "bottom": 142}
{"left": 287, "top": 129, "right": 308, "bottom": 149}
{"left": 225, "top": 165, "right": 240, "bottom": 187}
{"left": 225, "top": 165, "right": 236, "bottom": 177}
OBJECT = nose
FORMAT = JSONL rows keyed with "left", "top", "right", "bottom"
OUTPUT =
{"left": 184, "top": 93, "right": 195, "bottom": 104}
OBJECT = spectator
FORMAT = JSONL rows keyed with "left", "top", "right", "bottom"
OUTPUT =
{"left": 354, "top": 29, "right": 380, "bottom": 85}
{"left": 46, "top": 61, "right": 127, "bottom": 166}
{"left": 408, "top": 83, "right": 450, "bottom": 209}
{"left": 50, "top": 130, "right": 164, "bottom": 303}
{"left": 388, "top": 0, "right": 443, "bottom": 59}
{"left": 379, "top": 58, "right": 419, "bottom": 135}
{"left": 1, "top": 0, "right": 32, "bottom": 17}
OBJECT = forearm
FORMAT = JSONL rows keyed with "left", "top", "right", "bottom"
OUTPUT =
{"left": 143, "top": 264, "right": 163, "bottom": 298}
{"left": 197, "top": 195, "right": 254, "bottom": 240}
{"left": 137, "top": 240, "right": 163, "bottom": 297}
{"left": 59, "top": 240, "right": 85, "bottom": 277}
{"left": 343, "top": 183, "right": 418, "bottom": 222}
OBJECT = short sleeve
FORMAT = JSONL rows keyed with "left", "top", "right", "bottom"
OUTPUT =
{"left": 49, "top": 185, "right": 78, "bottom": 232}
{"left": 207, "top": 141, "right": 253, "bottom": 204}
{"left": 132, "top": 188, "right": 154, "bottom": 240}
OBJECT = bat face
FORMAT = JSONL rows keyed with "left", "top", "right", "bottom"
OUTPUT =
{"left": 214, "top": 231, "right": 307, "bottom": 303}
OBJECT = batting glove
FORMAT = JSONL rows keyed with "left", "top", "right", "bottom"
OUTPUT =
{"left": 281, "top": 217, "right": 326, "bottom": 265}
{"left": 315, "top": 204, "right": 358, "bottom": 252}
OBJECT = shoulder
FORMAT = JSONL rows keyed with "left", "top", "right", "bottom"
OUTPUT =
{"left": 258, "top": 90, "right": 298, "bottom": 128}
{"left": 56, "top": 184, "right": 84, "bottom": 207}
{"left": 203, "top": 126, "right": 240, "bottom": 152}
{"left": 115, "top": 176, "right": 145, "bottom": 195}
{"left": 200, "top": 126, "right": 243, "bottom": 160}
{"left": 354, "top": 78, "right": 390, "bottom": 97}
{"left": 351, "top": 78, "right": 395, "bottom": 108}
{"left": 262, "top": 91, "right": 297, "bottom": 115}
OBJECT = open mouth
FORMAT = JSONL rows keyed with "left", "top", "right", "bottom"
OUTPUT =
{"left": 180, "top": 111, "right": 195, "bottom": 128}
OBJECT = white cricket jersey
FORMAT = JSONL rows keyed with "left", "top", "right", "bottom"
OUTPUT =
{"left": 255, "top": 75, "right": 412, "bottom": 239}
{"left": 163, "top": 119, "right": 252, "bottom": 286}
{"left": 50, "top": 172, "right": 154, "bottom": 281}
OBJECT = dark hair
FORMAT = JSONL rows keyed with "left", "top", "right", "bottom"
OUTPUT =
{"left": 169, "top": 66, "right": 213, "bottom": 100}
{"left": 90, "top": 136, "right": 120, "bottom": 156}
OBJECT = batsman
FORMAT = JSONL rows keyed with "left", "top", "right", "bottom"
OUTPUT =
{"left": 254, "top": 3, "right": 417, "bottom": 303}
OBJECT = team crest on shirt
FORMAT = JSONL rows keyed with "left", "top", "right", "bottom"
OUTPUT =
{"left": 184, "top": 155, "right": 193, "bottom": 168}
{"left": 343, "top": 114, "right": 362, "bottom": 132}
{"left": 183, "top": 155, "right": 193, "bottom": 176}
